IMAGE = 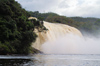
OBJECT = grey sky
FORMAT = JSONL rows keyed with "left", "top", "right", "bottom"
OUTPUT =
{"left": 15, "top": 0, "right": 100, "bottom": 18}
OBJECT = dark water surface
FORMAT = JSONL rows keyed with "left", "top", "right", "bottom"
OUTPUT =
{"left": 0, "top": 54, "right": 100, "bottom": 66}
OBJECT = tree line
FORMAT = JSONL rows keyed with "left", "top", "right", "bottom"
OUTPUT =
{"left": 0, "top": 0, "right": 37, "bottom": 55}
{"left": 29, "top": 11, "right": 100, "bottom": 36}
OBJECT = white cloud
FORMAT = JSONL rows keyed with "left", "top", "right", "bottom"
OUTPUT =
{"left": 15, "top": 0, "right": 100, "bottom": 18}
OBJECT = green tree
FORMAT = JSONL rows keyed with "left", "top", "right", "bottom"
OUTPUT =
{"left": 0, "top": 0, "right": 37, "bottom": 55}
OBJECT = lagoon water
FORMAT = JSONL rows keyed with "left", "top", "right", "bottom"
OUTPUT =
{"left": 0, "top": 54, "right": 100, "bottom": 66}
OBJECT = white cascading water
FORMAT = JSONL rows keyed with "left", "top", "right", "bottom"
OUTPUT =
{"left": 32, "top": 21, "right": 100, "bottom": 54}
{"left": 32, "top": 21, "right": 82, "bottom": 51}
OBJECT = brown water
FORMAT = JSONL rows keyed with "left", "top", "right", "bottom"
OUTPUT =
{"left": 32, "top": 21, "right": 82, "bottom": 51}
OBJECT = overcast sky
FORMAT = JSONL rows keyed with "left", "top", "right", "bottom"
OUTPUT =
{"left": 15, "top": 0, "right": 100, "bottom": 18}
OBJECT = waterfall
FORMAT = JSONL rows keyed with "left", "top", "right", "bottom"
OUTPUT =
{"left": 32, "top": 21, "right": 82, "bottom": 51}
{"left": 32, "top": 21, "right": 100, "bottom": 54}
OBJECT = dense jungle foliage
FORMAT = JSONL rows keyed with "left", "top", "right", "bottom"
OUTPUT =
{"left": 0, "top": 0, "right": 37, "bottom": 55}
{"left": 29, "top": 11, "right": 100, "bottom": 36}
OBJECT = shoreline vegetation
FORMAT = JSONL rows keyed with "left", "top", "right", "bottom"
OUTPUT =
{"left": 0, "top": 0, "right": 100, "bottom": 55}
{"left": 0, "top": 0, "right": 40, "bottom": 55}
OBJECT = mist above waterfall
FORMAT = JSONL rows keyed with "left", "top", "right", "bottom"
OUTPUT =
{"left": 33, "top": 21, "right": 100, "bottom": 54}
{"left": 41, "top": 33, "right": 100, "bottom": 54}
{"left": 32, "top": 22, "right": 82, "bottom": 50}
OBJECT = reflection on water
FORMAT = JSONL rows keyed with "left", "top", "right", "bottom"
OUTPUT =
{"left": 0, "top": 59, "right": 31, "bottom": 66}
{"left": 0, "top": 54, "right": 100, "bottom": 66}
